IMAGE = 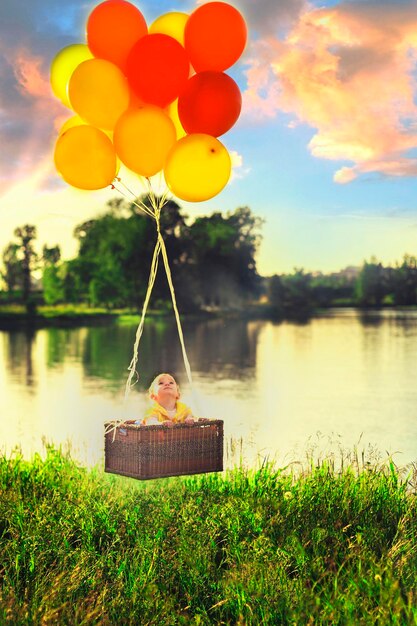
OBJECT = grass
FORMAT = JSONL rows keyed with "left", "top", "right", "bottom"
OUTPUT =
{"left": 0, "top": 304, "right": 178, "bottom": 323}
{"left": 0, "top": 446, "right": 416, "bottom": 625}
{"left": 0, "top": 304, "right": 117, "bottom": 318}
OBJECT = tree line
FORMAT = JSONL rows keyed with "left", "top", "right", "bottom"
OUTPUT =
{"left": 0, "top": 196, "right": 262, "bottom": 313}
{"left": 267, "top": 255, "right": 417, "bottom": 317}
{"left": 2, "top": 197, "right": 417, "bottom": 317}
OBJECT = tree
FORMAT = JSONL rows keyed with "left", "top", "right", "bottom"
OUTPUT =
{"left": 355, "top": 258, "right": 387, "bottom": 307}
{"left": 60, "top": 260, "right": 83, "bottom": 304}
{"left": 130, "top": 195, "right": 194, "bottom": 309}
{"left": 42, "top": 245, "right": 61, "bottom": 266}
{"left": 1, "top": 243, "right": 22, "bottom": 293}
{"left": 14, "top": 225, "right": 38, "bottom": 306}
{"left": 310, "top": 273, "right": 356, "bottom": 307}
{"left": 187, "top": 207, "right": 262, "bottom": 308}
{"left": 388, "top": 254, "right": 417, "bottom": 305}
{"left": 267, "top": 274, "right": 285, "bottom": 317}
{"left": 67, "top": 198, "right": 263, "bottom": 311}
{"left": 71, "top": 196, "right": 186, "bottom": 309}
{"left": 281, "top": 268, "right": 313, "bottom": 315}
{"left": 42, "top": 245, "right": 63, "bottom": 305}
{"left": 73, "top": 211, "right": 152, "bottom": 307}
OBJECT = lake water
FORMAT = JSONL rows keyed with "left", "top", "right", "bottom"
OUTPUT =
{"left": 1, "top": 309, "right": 417, "bottom": 471}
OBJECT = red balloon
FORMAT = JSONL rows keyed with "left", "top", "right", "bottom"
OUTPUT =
{"left": 87, "top": 0, "right": 148, "bottom": 73}
{"left": 184, "top": 2, "right": 247, "bottom": 72}
{"left": 126, "top": 34, "right": 190, "bottom": 108}
{"left": 178, "top": 71, "right": 241, "bottom": 137}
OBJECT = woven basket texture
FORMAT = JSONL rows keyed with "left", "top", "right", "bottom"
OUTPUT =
{"left": 105, "top": 420, "right": 224, "bottom": 480}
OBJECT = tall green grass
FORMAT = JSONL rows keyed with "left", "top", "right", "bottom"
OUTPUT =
{"left": 0, "top": 446, "right": 416, "bottom": 625}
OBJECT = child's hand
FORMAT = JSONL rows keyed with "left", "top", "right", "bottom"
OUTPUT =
{"left": 184, "top": 417, "right": 194, "bottom": 425}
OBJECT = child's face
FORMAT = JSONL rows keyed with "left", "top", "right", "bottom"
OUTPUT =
{"left": 151, "top": 374, "right": 179, "bottom": 403}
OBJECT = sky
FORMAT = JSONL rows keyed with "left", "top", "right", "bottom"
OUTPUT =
{"left": 1, "top": 0, "right": 417, "bottom": 275}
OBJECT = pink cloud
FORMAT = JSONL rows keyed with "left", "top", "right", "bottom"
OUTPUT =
{"left": 0, "top": 44, "right": 67, "bottom": 192}
{"left": 334, "top": 157, "right": 417, "bottom": 184}
{"left": 243, "top": 0, "right": 417, "bottom": 182}
{"left": 243, "top": 39, "right": 284, "bottom": 120}
{"left": 13, "top": 48, "right": 52, "bottom": 99}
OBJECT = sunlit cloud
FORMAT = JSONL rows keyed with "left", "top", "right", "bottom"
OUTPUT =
{"left": 230, "top": 150, "right": 243, "bottom": 169}
{"left": 244, "top": 0, "right": 417, "bottom": 182}
{"left": 242, "top": 39, "right": 284, "bottom": 120}
{"left": 14, "top": 49, "right": 52, "bottom": 98}
{"left": 334, "top": 157, "right": 417, "bottom": 184}
{"left": 0, "top": 44, "right": 67, "bottom": 190}
{"left": 0, "top": 156, "right": 54, "bottom": 206}
{"left": 229, "top": 149, "right": 251, "bottom": 181}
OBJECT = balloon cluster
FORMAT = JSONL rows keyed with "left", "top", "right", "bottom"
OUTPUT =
{"left": 51, "top": 0, "right": 247, "bottom": 202}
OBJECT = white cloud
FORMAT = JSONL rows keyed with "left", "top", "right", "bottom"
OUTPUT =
{"left": 230, "top": 149, "right": 250, "bottom": 181}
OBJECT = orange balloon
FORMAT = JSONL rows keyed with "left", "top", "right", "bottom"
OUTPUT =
{"left": 54, "top": 125, "right": 117, "bottom": 190}
{"left": 68, "top": 58, "right": 130, "bottom": 130}
{"left": 114, "top": 106, "right": 176, "bottom": 177}
{"left": 126, "top": 34, "right": 190, "bottom": 107}
{"left": 58, "top": 115, "right": 86, "bottom": 135}
{"left": 178, "top": 71, "right": 241, "bottom": 137}
{"left": 184, "top": 2, "right": 247, "bottom": 72}
{"left": 128, "top": 90, "right": 146, "bottom": 110}
{"left": 87, "top": 0, "right": 148, "bottom": 73}
{"left": 58, "top": 115, "right": 114, "bottom": 141}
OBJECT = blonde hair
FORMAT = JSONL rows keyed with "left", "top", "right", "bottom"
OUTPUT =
{"left": 148, "top": 373, "right": 180, "bottom": 399}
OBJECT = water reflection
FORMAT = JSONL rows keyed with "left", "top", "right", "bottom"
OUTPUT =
{"left": 188, "top": 318, "right": 261, "bottom": 379}
{"left": 4, "top": 328, "right": 37, "bottom": 390}
{"left": 37, "top": 318, "right": 263, "bottom": 390}
{"left": 47, "top": 327, "right": 86, "bottom": 368}
{"left": 358, "top": 311, "right": 385, "bottom": 327}
{"left": 1, "top": 310, "right": 417, "bottom": 469}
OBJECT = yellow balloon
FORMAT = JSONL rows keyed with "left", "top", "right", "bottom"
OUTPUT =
{"left": 50, "top": 44, "right": 93, "bottom": 108}
{"left": 54, "top": 125, "right": 117, "bottom": 190}
{"left": 166, "top": 99, "right": 186, "bottom": 139}
{"left": 164, "top": 134, "right": 231, "bottom": 202}
{"left": 149, "top": 12, "right": 189, "bottom": 46}
{"left": 114, "top": 106, "right": 176, "bottom": 177}
{"left": 59, "top": 115, "right": 86, "bottom": 135}
{"left": 68, "top": 59, "right": 130, "bottom": 130}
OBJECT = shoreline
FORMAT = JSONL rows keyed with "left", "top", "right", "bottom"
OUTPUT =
{"left": 1, "top": 303, "right": 417, "bottom": 329}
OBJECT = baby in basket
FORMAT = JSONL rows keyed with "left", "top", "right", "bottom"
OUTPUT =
{"left": 126, "top": 372, "right": 196, "bottom": 427}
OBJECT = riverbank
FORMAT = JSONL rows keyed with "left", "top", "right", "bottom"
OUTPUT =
{"left": 1, "top": 302, "right": 417, "bottom": 329}
{"left": 0, "top": 304, "right": 118, "bottom": 328}
{"left": 0, "top": 304, "right": 175, "bottom": 329}
{"left": 0, "top": 303, "right": 275, "bottom": 329}
{"left": 1, "top": 448, "right": 416, "bottom": 625}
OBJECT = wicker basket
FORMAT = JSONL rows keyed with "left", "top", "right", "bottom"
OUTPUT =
{"left": 104, "top": 419, "right": 224, "bottom": 480}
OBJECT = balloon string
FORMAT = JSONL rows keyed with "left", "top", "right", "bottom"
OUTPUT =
{"left": 123, "top": 236, "right": 162, "bottom": 400}
{"left": 155, "top": 188, "right": 193, "bottom": 386}
{"left": 153, "top": 185, "right": 193, "bottom": 386}
{"left": 112, "top": 179, "right": 155, "bottom": 218}
{"left": 107, "top": 177, "right": 194, "bottom": 430}
{"left": 146, "top": 178, "right": 162, "bottom": 219}
{"left": 157, "top": 228, "right": 193, "bottom": 387}
{"left": 116, "top": 177, "right": 153, "bottom": 211}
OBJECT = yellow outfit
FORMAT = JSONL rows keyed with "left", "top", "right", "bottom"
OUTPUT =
{"left": 142, "top": 400, "right": 193, "bottom": 425}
